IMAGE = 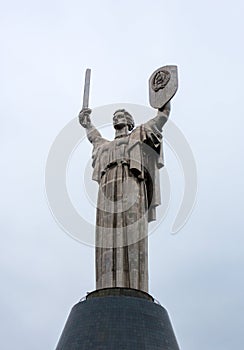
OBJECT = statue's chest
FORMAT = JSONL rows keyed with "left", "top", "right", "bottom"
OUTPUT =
{"left": 102, "top": 137, "right": 129, "bottom": 163}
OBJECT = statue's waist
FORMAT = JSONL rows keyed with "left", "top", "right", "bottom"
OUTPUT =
{"left": 100, "top": 160, "right": 129, "bottom": 177}
{"left": 106, "top": 159, "right": 129, "bottom": 169}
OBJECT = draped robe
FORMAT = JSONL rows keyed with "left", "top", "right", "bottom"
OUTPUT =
{"left": 87, "top": 116, "right": 165, "bottom": 292}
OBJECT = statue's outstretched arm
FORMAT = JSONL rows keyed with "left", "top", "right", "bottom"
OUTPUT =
{"left": 147, "top": 101, "right": 171, "bottom": 131}
{"left": 78, "top": 108, "right": 102, "bottom": 144}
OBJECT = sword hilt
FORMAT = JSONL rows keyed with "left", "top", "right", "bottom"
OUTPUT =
{"left": 79, "top": 107, "right": 92, "bottom": 128}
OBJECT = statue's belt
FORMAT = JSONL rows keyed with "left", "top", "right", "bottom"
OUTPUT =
{"left": 100, "top": 160, "right": 130, "bottom": 178}
{"left": 105, "top": 160, "right": 130, "bottom": 169}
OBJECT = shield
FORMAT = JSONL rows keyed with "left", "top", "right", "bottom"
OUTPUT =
{"left": 149, "top": 65, "right": 178, "bottom": 109}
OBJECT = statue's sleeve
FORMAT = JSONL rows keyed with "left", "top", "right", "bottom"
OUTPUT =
{"left": 86, "top": 124, "right": 103, "bottom": 145}
{"left": 142, "top": 115, "right": 167, "bottom": 221}
{"left": 129, "top": 121, "right": 164, "bottom": 222}
{"left": 86, "top": 126, "right": 109, "bottom": 183}
{"left": 142, "top": 116, "right": 164, "bottom": 151}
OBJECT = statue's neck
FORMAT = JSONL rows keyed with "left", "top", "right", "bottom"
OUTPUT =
{"left": 115, "top": 126, "right": 129, "bottom": 139}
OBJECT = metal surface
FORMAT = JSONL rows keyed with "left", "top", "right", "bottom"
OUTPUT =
{"left": 82, "top": 68, "right": 91, "bottom": 109}
{"left": 56, "top": 293, "right": 180, "bottom": 350}
{"left": 78, "top": 67, "right": 177, "bottom": 292}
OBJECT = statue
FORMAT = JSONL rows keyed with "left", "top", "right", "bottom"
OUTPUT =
{"left": 78, "top": 66, "right": 178, "bottom": 293}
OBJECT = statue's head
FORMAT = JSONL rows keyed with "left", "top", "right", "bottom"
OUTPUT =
{"left": 113, "top": 109, "right": 135, "bottom": 131}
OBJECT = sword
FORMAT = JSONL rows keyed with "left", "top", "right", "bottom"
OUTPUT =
{"left": 82, "top": 68, "right": 91, "bottom": 109}
{"left": 81, "top": 68, "right": 91, "bottom": 126}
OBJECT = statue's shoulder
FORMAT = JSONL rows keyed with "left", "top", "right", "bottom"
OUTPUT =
{"left": 129, "top": 122, "right": 154, "bottom": 137}
{"left": 128, "top": 127, "right": 139, "bottom": 144}
{"left": 93, "top": 136, "right": 109, "bottom": 147}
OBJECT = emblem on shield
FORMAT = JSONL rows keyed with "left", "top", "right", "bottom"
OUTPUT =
{"left": 149, "top": 65, "right": 178, "bottom": 109}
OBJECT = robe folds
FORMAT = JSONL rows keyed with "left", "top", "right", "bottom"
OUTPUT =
{"left": 89, "top": 120, "right": 164, "bottom": 292}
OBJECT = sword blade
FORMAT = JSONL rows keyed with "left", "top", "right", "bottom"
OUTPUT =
{"left": 82, "top": 68, "right": 91, "bottom": 109}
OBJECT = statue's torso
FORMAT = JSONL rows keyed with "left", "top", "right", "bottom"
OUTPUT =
{"left": 100, "top": 136, "right": 130, "bottom": 168}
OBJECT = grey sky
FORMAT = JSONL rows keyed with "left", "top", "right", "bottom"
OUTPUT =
{"left": 1, "top": 0, "right": 244, "bottom": 349}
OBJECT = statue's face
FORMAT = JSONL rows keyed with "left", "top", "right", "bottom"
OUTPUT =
{"left": 113, "top": 112, "right": 127, "bottom": 129}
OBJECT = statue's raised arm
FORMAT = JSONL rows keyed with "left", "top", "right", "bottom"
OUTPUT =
{"left": 145, "top": 101, "right": 171, "bottom": 132}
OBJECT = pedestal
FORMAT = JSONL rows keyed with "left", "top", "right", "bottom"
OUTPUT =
{"left": 56, "top": 288, "right": 180, "bottom": 350}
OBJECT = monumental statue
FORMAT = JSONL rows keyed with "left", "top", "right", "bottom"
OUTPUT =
{"left": 78, "top": 66, "right": 178, "bottom": 293}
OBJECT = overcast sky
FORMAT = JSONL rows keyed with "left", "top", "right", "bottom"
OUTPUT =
{"left": 1, "top": 0, "right": 244, "bottom": 349}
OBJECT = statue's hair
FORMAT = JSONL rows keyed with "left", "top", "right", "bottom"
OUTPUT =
{"left": 113, "top": 109, "right": 135, "bottom": 131}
